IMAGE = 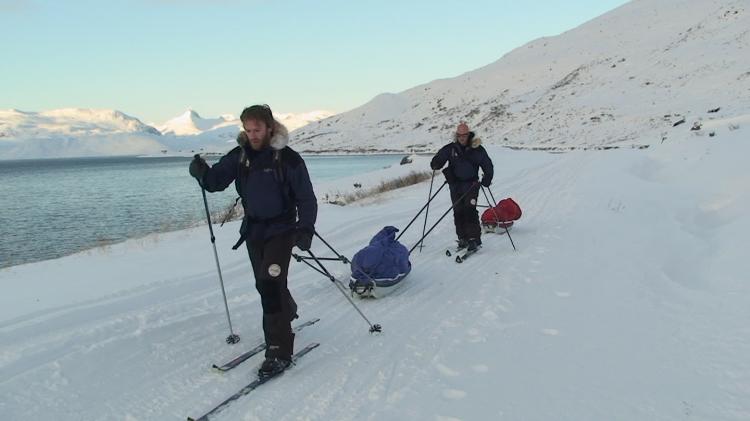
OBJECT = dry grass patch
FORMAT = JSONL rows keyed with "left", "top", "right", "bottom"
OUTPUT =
{"left": 327, "top": 171, "right": 432, "bottom": 205}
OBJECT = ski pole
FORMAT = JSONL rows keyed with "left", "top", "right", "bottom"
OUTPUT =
{"left": 418, "top": 170, "right": 437, "bottom": 252}
{"left": 305, "top": 249, "right": 382, "bottom": 333}
{"left": 312, "top": 230, "right": 349, "bottom": 264}
{"left": 196, "top": 170, "right": 240, "bottom": 345}
{"left": 485, "top": 185, "right": 516, "bottom": 248}
{"left": 292, "top": 253, "right": 332, "bottom": 278}
{"left": 219, "top": 197, "right": 241, "bottom": 227}
{"left": 409, "top": 182, "right": 479, "bottom": 254}
{"left": 481, "top": 186, "right": 516, "bottom": 251}
{"left": 395, "top": 180, "right": 447, "bottom": 241}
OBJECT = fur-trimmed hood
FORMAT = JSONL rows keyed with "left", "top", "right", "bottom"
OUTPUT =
{"left": 236, "top": 120, "right": 289, "bottom": 150}
{"left": 454, "top": 131, "right": 482, "bottom": 149}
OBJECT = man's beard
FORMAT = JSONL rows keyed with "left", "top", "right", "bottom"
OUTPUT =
{"left": 250, "top": 132, "right": 273, "bottom": 149}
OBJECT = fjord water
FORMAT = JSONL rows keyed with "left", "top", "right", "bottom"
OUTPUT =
{"left": 0, "top": 154, "right": 400, "bottom": 268}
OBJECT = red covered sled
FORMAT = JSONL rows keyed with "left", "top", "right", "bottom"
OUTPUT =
{"left": 481, "top": 198, "right": 522, "bottom": 233}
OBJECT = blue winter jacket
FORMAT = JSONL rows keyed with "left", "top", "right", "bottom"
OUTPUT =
{"left": 430, "top": 133, "right": 493, "bottom": 186}
{"left": 200, "top": 121, "right": 317, "bottom": 247}
{"left": 351, "top": 226, "right": 411, "bottom": 287}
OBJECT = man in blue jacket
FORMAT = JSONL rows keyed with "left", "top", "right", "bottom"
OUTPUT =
{"left": 189, "top": 104, "right": 317, "bottom": 377}
{"left": 430, "top": 122, "right": 493, "bottom": 252}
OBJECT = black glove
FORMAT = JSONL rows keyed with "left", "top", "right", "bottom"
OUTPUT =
{"left": 481, "top": 177, "right": 492, "bottom": 187}
{"left": 189, "top": 155, "right": 209, "bottom": 180}
{"left": 295, "top": 227, "right": 314, "bottom": 251}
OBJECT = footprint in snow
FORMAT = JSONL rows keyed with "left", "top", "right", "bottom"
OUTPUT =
{"left": 472, "top": 364, "right": 489, "bottom": 373}
{"left": 467, "top": 327, "right": 487, "bottom": 343}
{"left": 436, "top": 416, "right": 463, "bottom": 421}
{"left": 435, "top": 363, "right": 461, "bottom": 377}
{"left": 482, "top": 310, "right": 499, "bottom": 320}
{"left": 442, "top": 389, "right": 467, "bottom": 400}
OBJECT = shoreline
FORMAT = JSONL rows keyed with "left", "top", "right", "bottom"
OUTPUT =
{"left": 0, "top": 154, "right": 414, "bottom": 270}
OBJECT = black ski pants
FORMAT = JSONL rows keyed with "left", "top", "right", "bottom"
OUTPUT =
{"left": 449, "top": 182, "right": 481, "bottom": 241}
{"left": 246, "top": 232, "right": 297, "bottom": 360}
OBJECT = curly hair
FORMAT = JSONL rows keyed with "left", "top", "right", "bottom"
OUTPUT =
{"left": 240, "top": 104, "right": 274, "bottom": 129}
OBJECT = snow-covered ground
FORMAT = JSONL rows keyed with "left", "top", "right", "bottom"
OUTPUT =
{"left": 1, "top": 123, "right": 748, "bottom": 420}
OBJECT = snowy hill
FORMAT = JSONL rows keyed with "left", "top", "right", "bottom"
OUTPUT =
{"left": 0, "top": 108, "right": 161, "bottom": 138}
{"left": 0, "top": 108, "right": 334, "bottom": 159}
{"left": 0, "top": 108, "right": 164, "bottom": 159}
{"left": 292, "top": 0, "right": 749, "bottom": 153}
{"left": 157, "top": 110, "right": 237, "bottom": 136}
{"left": 1, "top": 123, "right": 748, "bottom": 419}
{"left": 158, "top": 109, "right": 335, "bottom": 136}
{"left": 152, "top": 109, "right": 336, "bottom": 157}
{"left": 275, "top": 110, "right": 335, "bottom": 132}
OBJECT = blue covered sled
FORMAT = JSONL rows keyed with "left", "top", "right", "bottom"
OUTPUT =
{"left": 349, "top": 226, "right": 411, "bottom": 298}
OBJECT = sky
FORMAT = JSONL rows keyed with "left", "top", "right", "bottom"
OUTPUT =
{"left": 0, "top": 0, "right": 629, "bottom": 124}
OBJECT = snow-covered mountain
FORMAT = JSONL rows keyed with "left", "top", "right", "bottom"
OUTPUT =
{"left": 157, "top": 109, "right": 334, "bottom": 136}
{"left": 3, "top": 0, "right": 747, "bottom": 159}
{"left": 0, "top": 108, "right": 164, "bottom": 159}
{"left": 157, "top": 109, "right": 237, "bottom": 136}
{"left": 275, "top": 110, "right": 335, "bottom": 132}
{"left": 152, "top": 109, "right": 336, "bottom": 157}
{"left": 0, "top": 108, "right": 334, "bottom": 159}
{"left": 0, "top": 108, "right": 161, "bottom": 138}
{"left": 292, "top": 0, "right": 749, "bottom": 153}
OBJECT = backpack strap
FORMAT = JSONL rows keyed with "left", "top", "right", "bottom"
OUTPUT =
{"left": 273, "top": 149, "right": 285, "bottom": 184}
{"left": 274, "top": 149, "right": 295, "bottom": 210}
{"left": 234, "top": 146, "right": 250, "bottom": 202}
